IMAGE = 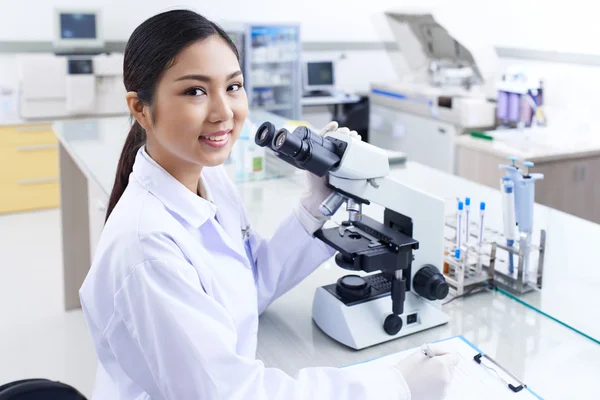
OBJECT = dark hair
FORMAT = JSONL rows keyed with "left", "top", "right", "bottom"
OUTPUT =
{"left": 105, "top": 9, "right": 240, "bottom": 222}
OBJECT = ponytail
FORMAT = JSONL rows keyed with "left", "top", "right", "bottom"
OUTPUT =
{"left": 105, "top": 120, "right": 146, "bottom": 222}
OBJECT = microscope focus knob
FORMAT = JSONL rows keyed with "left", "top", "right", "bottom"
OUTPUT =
{"left": 413, "top": 265, "right": 449, "bottom": 301}
{"left": 384, "top": 314, "right": 402, "bottom": 335}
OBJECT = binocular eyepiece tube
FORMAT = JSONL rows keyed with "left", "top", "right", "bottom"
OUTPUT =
{"left": 254, "top": 121, "right": 347, "bottom": 178}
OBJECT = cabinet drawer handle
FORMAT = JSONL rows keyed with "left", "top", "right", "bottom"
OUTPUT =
{"left": 17, "top": 144, "right": 58, "bottom": 152}
{"left": 18, "top": 177, "right": 59, "bottom": 185}
{"left": 16, "top": 126, "right": 51, "bottom": 133}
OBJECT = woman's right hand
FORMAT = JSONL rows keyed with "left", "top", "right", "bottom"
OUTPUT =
{"left": 393, "top": 343, "right": 459, "bottom": 400}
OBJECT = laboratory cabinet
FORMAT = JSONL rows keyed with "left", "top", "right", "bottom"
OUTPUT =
{"left": 224, "top": 23, "right": 302, "bottom": 120}
{"left": 370, "top": 104, "right": 458, "bottom": 173}
{"left": 456, "top": 137, "right": 600, "bottom": 224}
{"left": 0, "top": 123, "right": 60, "bottom": 214}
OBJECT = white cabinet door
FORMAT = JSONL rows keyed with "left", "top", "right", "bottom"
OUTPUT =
{"left": 369, "top": 105, "right": 457, "bottom": 173}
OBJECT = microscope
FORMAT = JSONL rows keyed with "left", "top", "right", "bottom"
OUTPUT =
{"left": 254, "top": 122, "right": 450, "bottom": 350}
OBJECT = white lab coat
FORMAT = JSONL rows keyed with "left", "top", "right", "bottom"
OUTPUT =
{"left": 79, "top": 147, "right": 410, "bottom": 399}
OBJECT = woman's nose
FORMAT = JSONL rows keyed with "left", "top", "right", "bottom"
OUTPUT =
{"left": 208, "top": 93, "right": 234, "bottom": 122}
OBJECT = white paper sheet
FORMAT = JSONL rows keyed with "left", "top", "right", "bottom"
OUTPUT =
{"left": 346, "top": 336, "right": 542, "bottom": 400}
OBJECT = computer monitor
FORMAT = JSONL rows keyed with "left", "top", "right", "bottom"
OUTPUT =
{"left": 303, "top": 61, "right": 335, "bottom": 93}
{"left": 54, "top": 9, "right": 104, "bottom": 50}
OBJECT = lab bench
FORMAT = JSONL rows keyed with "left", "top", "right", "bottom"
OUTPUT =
{"left": 53, "top": 114, "right": 600, "bottom": 399}
{"left": 0, "top": 121, "right": 59, "bottom": 214}
{"left": 455, "top": 131, "right": 600, "bottom": 224}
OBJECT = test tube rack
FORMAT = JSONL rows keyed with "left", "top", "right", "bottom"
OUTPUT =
{"left": 490, "top": 230, "right": 546, "bottom": 295}
{"left": 443, "top": 214, "right": 546, "bottom": 297}
{"left": 443, "top": 214, "right": 495, "bottom": 298}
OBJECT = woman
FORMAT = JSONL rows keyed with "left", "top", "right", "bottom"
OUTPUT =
{"left": 80, "top": 9, "right": 458, "bottom": 400}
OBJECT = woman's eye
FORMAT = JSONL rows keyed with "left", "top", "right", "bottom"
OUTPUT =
{"left": 185, "top": 88, "right": 206, "bottom": 96}
{"left": 228, "top": 83, "right": 243, "bottom": 92}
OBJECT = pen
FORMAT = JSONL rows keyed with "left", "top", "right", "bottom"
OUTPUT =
{"left": 421, "top": 344, "right": 435, "bottom": 358}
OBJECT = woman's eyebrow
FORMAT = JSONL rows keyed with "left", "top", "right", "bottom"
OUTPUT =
{"left": 175, "top": 70, "right": 243, "bottom": 83}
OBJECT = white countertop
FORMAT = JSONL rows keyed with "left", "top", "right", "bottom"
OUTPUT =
{"left": 53, "top": 114, "right": 600, "bottom": 397}
{"left": 456, "top": 126, "right": 600, "bottom": 162}
{"left": 52, "top": 112, "right": 600, "bottom": 341}
{"left": 384, "top": 162, "right": 600, "bottom": 341}
{"left": 239, "top": 176, "right": 600, "bottom": 399}
{"left": 0, "top": 117, "right": 36, "bottom": 126}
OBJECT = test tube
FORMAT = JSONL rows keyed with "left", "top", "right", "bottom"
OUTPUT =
{"left": 476, "top": 202, "right": 486, "bottom": 275}
{"left": 465, "top": 197, "right": 471, "bottom": 244}
{"left": 456, "top": 201, "right": 464, "bottom": 251}
{"left": 478, "top": 202, "right": 486, "bottom": 249}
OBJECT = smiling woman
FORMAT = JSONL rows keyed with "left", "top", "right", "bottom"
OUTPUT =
{"left": 105, "top": 11, "right": 247, "bottom": 218}
{"left": 77, "top": 8, "right": 449, "bottom": 400}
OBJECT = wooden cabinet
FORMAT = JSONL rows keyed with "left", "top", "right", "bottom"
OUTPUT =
{"left": 456, "top": 140, "right": 600, "bottom": 224}
{"left": 0, "top": 123, "right": 60, "bottom": 214}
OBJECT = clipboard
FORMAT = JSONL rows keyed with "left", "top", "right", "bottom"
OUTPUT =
{"left": 344, "top": 336, "right": 544, "bottom": 400}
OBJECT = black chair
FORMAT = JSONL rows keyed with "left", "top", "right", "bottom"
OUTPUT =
{"left": 0, "top": 379, "right": 87, "bottom": 400}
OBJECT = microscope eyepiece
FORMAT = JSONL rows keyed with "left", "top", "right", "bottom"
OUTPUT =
{"left": 253, "top": 121, "right": 348, "bottom": 177}
{"left": 255, "top": 122, "right": 276, "bottom": 147}
{"left": 274, "top": 130, "right": 286, "bottom": 148}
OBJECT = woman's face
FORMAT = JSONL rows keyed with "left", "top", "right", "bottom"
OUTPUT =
{"left": 145, "top": 35, "right": 248, "bottom": 169}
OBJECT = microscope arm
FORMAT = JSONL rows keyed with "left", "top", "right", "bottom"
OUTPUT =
{"left": 328, "top": 174, "right": 446, "bottom": 287}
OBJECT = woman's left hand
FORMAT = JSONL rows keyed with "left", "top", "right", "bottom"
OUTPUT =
{"left": 298, "top": 121, "right": 361, "bottom": 222}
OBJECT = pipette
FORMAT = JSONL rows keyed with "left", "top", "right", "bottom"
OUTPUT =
{"left": 501, "top": 177, "right": 517, "bottom": 274}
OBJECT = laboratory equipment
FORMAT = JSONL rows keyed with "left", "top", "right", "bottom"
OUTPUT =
{"left": 303, "top": 61, "right": 335, "bottom": 95}
{"left": 421, "top": 343, "right": 435, "bottom": 358}
{"left": 496, "top": 158, "right": 546, "bottom": 293}
{"left": 53, "top": 9, "right": 105, "bottom": 54}
{"left": 501, "top": 177, "right": 517, "bottom": 274}
{"left": 368, "top": 9, "right": 498, "bottom": 173}
{"left": 456, "top": 201, "right": 464, "bottom": 250}
{"left": 465, "top": 197, "right": 471, "bottom": 244}
{"left": 443, "top": 201, "right": 494, "bottom": 298}
{"left": 17, "top": 53, "right": 126, "bottom": 119}
{"left": 222, "top": 23, "right": 302, "bottom": 120}
{"left": 254, "top": 121, "right": 450, "bottom": 349}
{"left": 496, "top": 68, "right": 546, "bottom": 128}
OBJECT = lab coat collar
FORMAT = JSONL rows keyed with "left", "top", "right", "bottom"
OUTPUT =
{"left": 132, "top": 147, "right": 217, "bottom": 228}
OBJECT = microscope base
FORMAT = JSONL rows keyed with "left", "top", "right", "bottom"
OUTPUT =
{"left": 312, "top": 287, "right": 449, "bottom": 350}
